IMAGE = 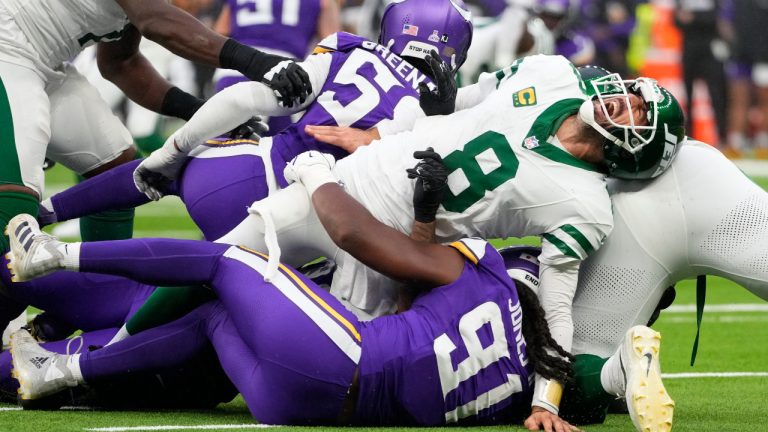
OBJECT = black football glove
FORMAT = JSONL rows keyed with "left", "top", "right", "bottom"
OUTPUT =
{"left": 407, "top": 147, "right": 448, "bottom": 223}
{"left": 418, "top": 51, "right": 457, "bottom": 116}
{"left": 220, "top": 39, "right": 312, "bottom": 108}
{"left": 227, "top": 116, "right": 269, "bottom": 140}
{"left": 263, "top": 61, "right": 312, "bottom": 108}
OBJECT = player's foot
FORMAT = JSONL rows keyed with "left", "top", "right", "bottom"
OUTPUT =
{"left": 619, "top": 326, "right": 674, "bottom": 432}
{"left": 5, "top": 214, "right": 65, "bottom": 282}
{"left": 10, "top": 329, "right": 79, "bottom": 400}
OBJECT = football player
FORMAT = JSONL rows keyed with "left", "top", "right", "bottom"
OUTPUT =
{"left": 0, "top": 0, "right": 311, "bottom": 250}
{"left": 6, "top": 154, "right": 580, "bottom": 429}
{"left": 31, "top": 0, "right": 473, "bottom": 343}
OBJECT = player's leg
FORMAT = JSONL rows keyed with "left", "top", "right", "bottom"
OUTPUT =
{"left": 0, "top": 61, "right": 48, "bottom": 252}
{"left": 46, "top": 64, "right": 138, "bottom": 241}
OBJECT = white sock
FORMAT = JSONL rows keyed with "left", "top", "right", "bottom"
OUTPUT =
{"left": 105, "top": 325, "right": 131, "bottom": 346}
{"left": 39, "top": 198, "right": 55, "bottom": 216}
{"left": 67, "top": 353, "right": 85, "bottom": 384}
{"left": 600, "top": 350, "right": 626, "bottom": 397}
{"left": 56, "top": 242, "right": 81, "bottom": 271}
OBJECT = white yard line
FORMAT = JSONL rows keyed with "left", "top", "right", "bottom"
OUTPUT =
{"left": 664, "top": 372, "right": 768, "bottom": 379}
{"left": 666, "top": 303, "right": 768, "bottom": 313}
{"left": 0, "top": 407, "right": 22, "bottom": 411}
{"left": 85, "top": 425, "right": 275, "bottom": 431}
{"left": 733, "top": 159, "right": 768, "bottom": 177}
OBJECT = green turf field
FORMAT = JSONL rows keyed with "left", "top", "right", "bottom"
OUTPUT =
{"left": 0, "top": 167, "right": 766, "bottom": 431}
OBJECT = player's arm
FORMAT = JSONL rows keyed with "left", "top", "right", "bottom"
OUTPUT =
{"left": 97, "top": 25, "right": 204, "bottom": 121}
{"left": 316, "top": 0, "right": 342, "bottom": 39}
{"left": 132, "top": 53, "right": 331, "bottom": 200}
{"left": 285, "top": 152, "right": 464, "bottom": 287}
{"left": 116, "top": 0, "right": 311, "bottom": 106}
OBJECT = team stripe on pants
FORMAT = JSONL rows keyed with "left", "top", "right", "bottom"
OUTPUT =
{"left": 223, "top": 246, "right": 362, "bottom": 363}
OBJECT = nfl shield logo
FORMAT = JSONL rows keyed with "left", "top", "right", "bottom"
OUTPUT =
{"left": 402, "top": 24, "right": 419, "bottom": 36}
{"left": 523, "top": 136, "right": 539, "bottom": 149}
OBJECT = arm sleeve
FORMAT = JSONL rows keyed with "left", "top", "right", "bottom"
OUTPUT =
{"left": 537, "top": 260, "right": 581, "bottom": 353}
{"left": 173, "top": 53, "right": 332, "bottom": 153}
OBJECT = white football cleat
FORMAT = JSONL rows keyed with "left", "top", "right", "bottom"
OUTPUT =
{"left": 10, "top": 329, "right": 78, "bottom": 400}
{"left": 5, "top": 214, "right": 65, "bottom": 282}
{"left": 620, "top": 325, "right": 675, "bottom": 432}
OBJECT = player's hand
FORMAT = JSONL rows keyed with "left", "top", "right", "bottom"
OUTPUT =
{"left": 283, "top": 150, "right": 338, "bottom": 195}
{"left": 407, "top": 147, "right": 448, "bottom": 223}
{"left": 227, "top": 116, "right": 269, "bottom": 140}
{"left": 523, "top": 407, "right": 582, "bottom": 432}
{"left": 133, "top": 142, "right": 187, "bottom": 201}
{"left": 304, "top": 125, "right": 380, "bottom": 153}
{"left": 418, "top": 50, "right": 457, "bottom": 116}
{"left": 263, "top": 60, "right": 312, "bottom": 108}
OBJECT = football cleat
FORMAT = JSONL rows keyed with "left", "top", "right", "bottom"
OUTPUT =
{"left": 10, "top": 329, "right": 78, "bottom": 400}
{"left": 620, "top": 325, "right": 675, "bottom": 432}
{"left": 5, "top": 214, "right": 65, "bottom": 282}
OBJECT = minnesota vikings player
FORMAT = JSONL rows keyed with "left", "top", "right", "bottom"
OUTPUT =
{"left": 6, "top": 159, "right": 579, "bottom": 429}
{"left": 213, "top": 0, "right": 341, "bottom": 135}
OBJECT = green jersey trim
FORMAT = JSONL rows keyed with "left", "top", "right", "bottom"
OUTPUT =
{"left": 561, "top": 224, "right": 595, "bottom": 255}
{"left": 542, "top": 233, "right": 580, "bottom": 259}
{"left": 524, "top": 98, "right": 605, "bottom": 173}
{"left": 495, "top": 58, "right": 524, "bottom": 88}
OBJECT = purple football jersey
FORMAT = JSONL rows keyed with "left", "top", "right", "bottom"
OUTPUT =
{"left": 227, "top": 0, "right": 321, "bottom": 59}
{"left": 355, "top": 239, "right": 534, "bottom": 426}
{"left": 270, "top": 32, "right": 430, "bottom": 187}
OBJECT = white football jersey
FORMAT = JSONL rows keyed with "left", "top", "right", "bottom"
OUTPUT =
{"left": 333, "top": 55, "right": 612, "bottom": 315}
{"left": 572, "top": 141, "right": 768, "bottom": 357}
{"left": 0, "top": 0, "right": 128, "bottom": 70}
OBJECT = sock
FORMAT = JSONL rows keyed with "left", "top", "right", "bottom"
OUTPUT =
{"left": 755, "top": 132, "right": 768, "bottom": 149}
{"left": 559, "top": 354, "right": 613, "bottom": 424}
{"left": 600, "top": 349, "right": 625, "bottom": 396}
{"left": 80, "top": 208, "right": 135, "bottom": 241}
{"left": 0, "top": 191, "right": 39, "bottom": 252}
{"left": 68, "top": 353, "right": 84, "bottom": 384}
{"left": 125, "top": 286, "right": 216, "bottom": 336}
{"left": 56, "top": 242, "right": 81, "bottom": 271}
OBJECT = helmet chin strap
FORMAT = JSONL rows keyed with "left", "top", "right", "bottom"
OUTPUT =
{"left": 578, "top": 99, "right": 624, "bottom": 148}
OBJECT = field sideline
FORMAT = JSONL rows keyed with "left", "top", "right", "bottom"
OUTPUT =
{"left": 0, "top": 166, "right": 767, "bottom": 431}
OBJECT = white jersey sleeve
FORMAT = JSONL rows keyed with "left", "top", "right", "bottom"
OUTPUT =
{"left": 173, "top": 53, "right": 332, "bottom": 153}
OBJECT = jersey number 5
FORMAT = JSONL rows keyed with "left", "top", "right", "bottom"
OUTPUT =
{"left": 442, "top": 131, "right": 520, "bottom": 213}
{"left": 317, "top": 50, "right": 403, "bottom": 126}
{"left": 433, "top": 302, "right": 523, "bottom": 423}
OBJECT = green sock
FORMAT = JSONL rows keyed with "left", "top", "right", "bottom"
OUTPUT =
{"left": 0, "top": 191, "right": 39, "bottom": 252}
{"left": 75, "top": 174, "right": 135, "bottom": 241}
{"left": 135, "top": 132, "right": 165, "bottom": 155}
{"left": 125, "top": 285, "right": 216, "bottom": 335}
{"left": 560, "top": 354, "right": 613, "bottom": 424}
{"left": 79, "top": 208, "right": 135, "bottom": 241}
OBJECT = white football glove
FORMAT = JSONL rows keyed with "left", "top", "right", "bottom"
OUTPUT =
{"left": 133, "top": 137, "right": 188, "bottom": 201}
{"left": 283, "top": 151, "right": 338, "bottom": 196}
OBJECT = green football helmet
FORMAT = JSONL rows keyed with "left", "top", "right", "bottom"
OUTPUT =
{"left": 577, "top": 66, "right": 686, "bottom": 180}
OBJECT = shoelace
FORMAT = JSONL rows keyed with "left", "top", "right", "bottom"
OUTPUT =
{"left": 247, "top": 203, "right": 280, "bottom": 282}
{"left": 66, "top": 335, "right": 84, "bottom": 356}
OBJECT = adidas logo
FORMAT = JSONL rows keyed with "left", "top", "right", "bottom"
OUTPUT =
{"left": 29, "top": 356, "right": 49, "bottom": 369}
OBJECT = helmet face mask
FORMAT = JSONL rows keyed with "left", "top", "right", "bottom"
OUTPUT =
{"left": 378, "top": 0, "right": 473, "bottom": 73}
{"left": 577, "top": 67, "right": 686, "bottom": 180}
{"left": 584, "top": 73, "right": 660, "bottom": 155}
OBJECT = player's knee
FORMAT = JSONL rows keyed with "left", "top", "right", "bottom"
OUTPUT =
{"left": 82, "top": 146, "right": 138, "bottom": 178}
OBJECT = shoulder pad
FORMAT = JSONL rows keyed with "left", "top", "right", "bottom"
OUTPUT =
{"left": 314, "top": 32, "right": 370, "bottom": 54}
